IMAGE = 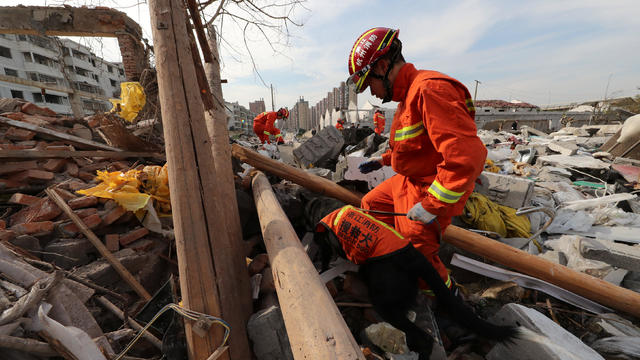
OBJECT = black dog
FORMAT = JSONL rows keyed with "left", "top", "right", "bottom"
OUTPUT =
{"left": 307, "top": 198, "right": 517, "bottom": 357}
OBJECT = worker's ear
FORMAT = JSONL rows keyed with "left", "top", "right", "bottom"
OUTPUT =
{"left": 374, "top": 58, "right": 390, "bottom": 74}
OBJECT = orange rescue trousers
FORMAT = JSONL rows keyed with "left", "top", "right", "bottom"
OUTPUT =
{"left": 362, "top": 174, "right": 452, "bottom": 291}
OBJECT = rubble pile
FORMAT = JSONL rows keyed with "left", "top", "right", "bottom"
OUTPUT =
{"left": 0, "top": 99, "right": 174, "bottom": 359}
{"left": 235, "top": 117, "right": 640, "bottom": 360}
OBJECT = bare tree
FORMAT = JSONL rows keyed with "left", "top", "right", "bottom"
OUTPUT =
{"left": 198, "top": 0, "right": 308, "bottom": 86}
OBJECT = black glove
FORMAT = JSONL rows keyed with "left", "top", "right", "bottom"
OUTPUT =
{"left": 359, "top": 158, "right": 383, "bottom": 174}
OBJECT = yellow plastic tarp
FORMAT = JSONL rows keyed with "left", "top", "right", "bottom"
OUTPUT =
{"left": 109, "top": 82, "right": 146, "bottom": 122}
{"left": 460, "top": 192, "right": 531, "bottom": 238}
{"left": 76, "top": 164, "right": 170, "bottom": 215}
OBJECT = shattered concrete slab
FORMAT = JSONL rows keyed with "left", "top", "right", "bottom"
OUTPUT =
{"left": 580, "top": 238, "right": 640, "bottom": 271}
{"left": 474, "top": 171, "right": 534, "bottom": 209}
{"left": 247, "top": 306, "right": 294, "bottom": 360}
{"left": 537, "top": 154, "right": 610, "bottom": 170}
{"left": 292, "top": 126, "right": 344, "bottom": 168}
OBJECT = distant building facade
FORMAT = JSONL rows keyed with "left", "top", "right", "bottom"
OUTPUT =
{"left": 290, "top": 96, "right": 310, "bottom": 131}
{"left": 0, "top": 33, "right": 126, "bottom": 116}
{"left": 474, "top": 100, "right": 539, "bottom": 113}
{"left": 225, "top": 101, "right": 255, "bottom": 133}
{"left": 249, "top": 98, "right": 266, "bottom": 114}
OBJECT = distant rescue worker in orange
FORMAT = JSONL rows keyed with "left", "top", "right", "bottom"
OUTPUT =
{"left": 347, "top": 27, "right": 487, "bottom": 294}
{"left": 335, "top": 118, "right": 346, "bottom": 130}
{"left": 373, "top": 109, "right": 385, "bottom": 135}
{"left": 253, "top": 108, "right": 288, "bottom": 144}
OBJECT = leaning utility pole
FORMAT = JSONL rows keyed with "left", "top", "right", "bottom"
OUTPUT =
{"left": 473, "top": 80, "right": 481, "bottom": 102}
{"left": 270, "top": 83, "right": 275, "bottom": 111}
{"left": 149, "top": 1, "right": 248, "bottom": 359}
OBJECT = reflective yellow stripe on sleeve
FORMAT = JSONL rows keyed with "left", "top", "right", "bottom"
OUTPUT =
{"left": 393, "top": 122, "right": 425, "bottom": 141}
{"left": 263, "top": 131, "right": 271, "bottom": 135}
{"left": 333, "top": 206, "right": 350, "bottom": 226}
{"left": 275, "top": 133, "right": 282, "bottom": 138}
{"left": 427, "top": 180, "right": 464, "bottom": 204}
{"left": 465, "top": 98, "right": 475, "bottom": 113}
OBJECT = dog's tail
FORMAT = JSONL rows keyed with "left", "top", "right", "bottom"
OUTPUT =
{"left": 412, "top": 248, "right": 519, "bottom": 343}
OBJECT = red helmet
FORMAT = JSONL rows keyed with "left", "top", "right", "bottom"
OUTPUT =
{"left": 347, "top": 27, "right": 399, "bottom": 94}
{"left": 277, "top": 107, "right": 289, "bottom": 119}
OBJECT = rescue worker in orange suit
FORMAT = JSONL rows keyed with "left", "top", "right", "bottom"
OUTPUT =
{"left": 253, "top": 107, "right": 288, "bottom": 144}
{"left": 346, "top": 27, "right": 487, "bottom": 294}
{"left": 373, "top": 109, "right": 386, "bottom": 135}
{"left": 335, "top": 118, "right": 346, "bottom": 130}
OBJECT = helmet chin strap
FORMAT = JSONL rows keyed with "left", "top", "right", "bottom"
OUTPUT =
{"left": 381, "top": 42, "right": 402, "bottom": 103}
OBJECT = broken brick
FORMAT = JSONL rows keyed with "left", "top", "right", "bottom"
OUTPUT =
{"left": 78, "top": 171, "right": 96, "bottom": 182}
{"left": 58, "top": 214, "right": 102, "bottom": 236}
{"left": 3, "top": 112, "right": 25, "bottom": 121}
{"left": 65, "top": 162, "right": 79, "bottom": 177}
{"left": 67, "top": 180, "right": 90, "bottom": 191}
{"left": 10, "top": 198, "right": 61, "bottom": 225}
{"left": 0, "top": 161, "right": 38, "bottom": 175}
{"left": 105, "top": 234, "right": 120, "bottom": 252}
{"left": 119, "top": 227, "right": 149, "bottom": 246}
{"left": 68, "top": 196, "right": 98, "bottom": 210}
{"left": 129, "top": 239, "right": 154, "bottom": 252}
{"left": 21, "top": 102, "right": 56, "bottom": 117}
{"left": 59, "top": 207, "right": 98, "bottom": 221}
{"left": 54, "top": 188, "right": 77, "bottom": 202}
{"left": 10, "top": 221, "right": 54, "bottom": 236}
{"left": 5, "top": 127, "right": 35, "bottom": 141}
{"left": 0, "top": 230, "right": 16, "bottom": 241}
{"left": 101, "top": 205, "right": 127, "bottom": 226}
{"left": 8, "top": 193, "right": 40, "bottom": 206}
{"left": 9, "top": 169, "right": 55, "bottom": 183}
{"left": 43, "top": 159, "right": 67, "bottom": 172}
{"left": 81, "top": 161, "right": 110, "bottom": 173}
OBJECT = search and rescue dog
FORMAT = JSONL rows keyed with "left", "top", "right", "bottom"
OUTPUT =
{"left": 309, "top": 200, "right": 519, "bottom": 358}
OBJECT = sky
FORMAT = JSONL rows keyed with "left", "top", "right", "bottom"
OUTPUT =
{"left": 13, "top": 0, "right": 640, "bottom": 110}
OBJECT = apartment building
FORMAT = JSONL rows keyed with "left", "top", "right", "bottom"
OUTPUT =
{"left": 0, "top": 33, "right": 126, "bottom": 116}
{"left": 225, "top": 101, "right": 255, "bottom": 133}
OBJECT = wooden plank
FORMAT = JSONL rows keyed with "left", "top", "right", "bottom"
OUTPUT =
{"left": 232, "top": 143, "right": 363, "bottom": 206}
{"left": 0, "top": 150, "right": 164, "bottom": 160}
{"left": 0, "top": 116, "right": 121, "bottom": 151}
{"left": 149, "top": 0, "right": 248, "bottom": 358}
{"left": 251, "top": 171, "right": 365, "bottom": 360}
{"left": 45, "top": 188, "right": 151, "bottom": 301}
{"left": 185, "top": 0, "right": 213, "bottom": 63}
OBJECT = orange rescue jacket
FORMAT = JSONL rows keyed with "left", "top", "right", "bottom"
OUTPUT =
{"left": 316, "top": 205, "right": 409, "bottom": 264}
{"left": 253, "top": 111, "right": 278, "bottom": 132}
{"left": 380, "top": 63, "right": 487, "bottom": 217}
{"left": 336, "top": 122, "right": 344, "bottom": 130}
{"left": 373, "top": 113, "right": 385, "bottom": 128}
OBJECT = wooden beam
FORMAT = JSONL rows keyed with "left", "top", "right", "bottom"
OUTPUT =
{"left": 236, "top": 152, "right": 640, "bottom": 317}
{"left": 149, "top": 0, "right": 249, "bottom": 358}
{"left": 45, "top": 188, "right": 151, "bottom": 301}
{"left": 0, "top": 150, "right": 164, "bottom": 160}
{"left": 231, "top": 143, "right": 363, "bottom": 206}
{"left": 185, "top": 0, "right": 213, "bottom": 63}
{"left": 251, "top": 171, "right": 365, "bottom": 359}
{"left": 443, "top": 226, "right": 640, "bottom": 318}
{"left": 0, "top": 116, "right": 121, "bottom": 151}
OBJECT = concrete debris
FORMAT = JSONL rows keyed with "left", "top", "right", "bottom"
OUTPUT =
{"left": 474, "top": 171, "right": 534, "bottom": 209}
{"left": 247, "top": 306, "right": 294, "bottom": 360}
{"left": 487, "top": 303, "right": 605, "bottom": 360}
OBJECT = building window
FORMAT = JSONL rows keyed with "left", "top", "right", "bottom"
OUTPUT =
{"left": 90, "top": 59, "right": 96, "bottom": 67}
{"left": 0, "top": 46, "right": 12, "bottom": 59}
{"left": 110, "top": 79, "right": 117, "bottom": 87}
{"left": 26, "top": 72, "right": 38, "bottom": 81}
{"left": 107, "top": 65, "right": 113, "bottom": 73}
{"left": 4, "top": 68, "right": 18, "bottom": 77}
{"left": 92, "top": 74, "right": 99, "bottom": 82}
{"left": 32, "top": 93, "right": 43, "bottom": 103}
{"left": 10, "top": 90, "right": 24, "bottom": 99}
{"left": 118, "top": 68, "right": 124, "bottom": 76}
{"left": 74, "top": 66, "right": 90, "bottom": 77}
{"left": 17, "top": 35, "right": 27, "bottom": 41}
{"left": 23, "top": 52, "right": 32, "bottom": 62}
{"left": 63, "top": 47, "right": 70, "bottom": 56}
{"left": 43, "top": 93, "right": 64, "bottom": 105}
